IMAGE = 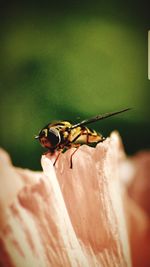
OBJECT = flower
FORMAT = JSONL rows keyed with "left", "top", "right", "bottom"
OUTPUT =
{"left": 0, "top": 132, "right": 149, "bottom": 267}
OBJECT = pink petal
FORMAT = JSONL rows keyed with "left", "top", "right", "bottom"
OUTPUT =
{"left": 0, "top": 133, "right": 133, "bottom": 266}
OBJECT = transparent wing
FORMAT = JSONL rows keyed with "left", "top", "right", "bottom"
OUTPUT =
{"left": 71, "top": 108, "right": 131, "bottom": 129}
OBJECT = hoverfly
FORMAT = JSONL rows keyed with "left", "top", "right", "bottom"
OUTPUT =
{"left": 35, "top": 108, "right": 130, "bottom": 168}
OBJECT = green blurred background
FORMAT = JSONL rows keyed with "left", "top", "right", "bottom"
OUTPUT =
{"left": 0, "top": 1, "right": 149, "bottom": 170}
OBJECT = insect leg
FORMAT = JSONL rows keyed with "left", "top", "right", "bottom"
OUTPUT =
{"left": 53, "top": 150, "right": 62, "bottom": 166}
{"left": 85, "top": 128, "right": 89, "bottom": 144}
{"left": 69, "top": 129, "right": 87, "bottom": 168}
{"left": 53, "top": 130, "right": 83, "bottom": 168}
{"left": 70, "top": 145, "right": 80, "bottom": 169}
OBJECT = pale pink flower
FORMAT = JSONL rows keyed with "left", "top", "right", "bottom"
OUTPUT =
{"left": 0, "top": 132, "right": 149, "bottom": 267}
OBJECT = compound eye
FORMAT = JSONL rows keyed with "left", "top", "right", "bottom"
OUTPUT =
{"left": 41, "top": 129, "right": 48, "bottom": 137}
{"left": 48, "top": 128, "right": 61, "bottom": 147}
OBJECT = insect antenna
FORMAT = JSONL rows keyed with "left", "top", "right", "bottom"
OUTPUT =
{"left": 71, "top": 108, "right": 131, "bottom": 129}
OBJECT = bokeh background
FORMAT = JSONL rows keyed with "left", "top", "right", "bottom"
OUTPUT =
{"left": 0, "top": 1, "right": 149, "bottom": 170}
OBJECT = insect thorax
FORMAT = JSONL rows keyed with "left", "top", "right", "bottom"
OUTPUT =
{"left": 48, "top": 121, "right": 72, "bottom": 143}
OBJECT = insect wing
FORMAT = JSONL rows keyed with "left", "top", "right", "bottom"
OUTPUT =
{"left": 71, "top": 108, "right": 131, "bottom": 129}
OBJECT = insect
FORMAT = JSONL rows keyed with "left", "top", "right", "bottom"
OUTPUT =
{"left": 35, "top": 108, "right": 130, "bottom": 168}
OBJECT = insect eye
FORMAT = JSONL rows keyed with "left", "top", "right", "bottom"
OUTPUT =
{"left": 38, "top": 128, "right": 48, "bottom": 138}
{"left": 48, "top": 128, "right": 61, "bottom": 147}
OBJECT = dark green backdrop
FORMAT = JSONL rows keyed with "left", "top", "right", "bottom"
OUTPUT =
{"left": 0, "top": 1, "right": 149, "bottom": 169}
